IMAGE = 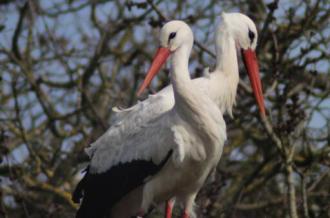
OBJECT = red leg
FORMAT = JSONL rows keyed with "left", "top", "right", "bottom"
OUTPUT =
{"left": 137, "top": 209, "right": 145, "bottom": 218}
{"left": 165, "top": 199, "right": 175, "bottom": 218}
{"left": 182, "top": 210, "right": 189, "bottom": 218}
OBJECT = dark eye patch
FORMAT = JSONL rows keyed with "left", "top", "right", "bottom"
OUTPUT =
{"left": 168, "top": 32, "right": 176, "bottom": 42}
{"left": 248, "top": 29, "right": 255, "bottom": 44}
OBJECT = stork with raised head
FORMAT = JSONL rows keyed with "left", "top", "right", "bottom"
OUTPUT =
{"left": 161, "top": 12, "right": 265, "bottom": 217}
{"left": 72, "top": 12, "right": 265, "bottom": 218}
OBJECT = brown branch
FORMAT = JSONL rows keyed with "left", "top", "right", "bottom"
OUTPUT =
{"left": 301, "top": 175, "right": 310, "bottom": 218}
{"left": 257, "top": 0, "right": 280, "bottom": 52}
{"left": 11, "top": 2, "right": 29, "bottom": 60}
{"left": 260, "top": 115, "right": 286, "bottom": 155}
{"left": 212, "top": 158, "right": 274, "bottom": 217}
{"left": 23, "top": 176, "right": 78, "bottom": 209}
{"left": 81, "top": 12, "right": 151, "bottom": 88}
{"left": 234, "top": 190, "right": 329, "bottom": 211}
{"left": 194, "top": 40, "right": 216, "bottom": 59}
{"left": 37, "top": 76, "right": 78, "bottom": 89}
{"left": 145, "top": 0, "right": 168, "bottom": 20}
{"left": 235, "top": 197, "right": 284, "bottom": 210}
{"left": 286, "top": 163, "right": 298, "bottom": 218}
{"left": 11, "top": 79, "right": 42, "bottom": 174}
{"left": 146, "top": 0, "right": 217, "bottom": 60}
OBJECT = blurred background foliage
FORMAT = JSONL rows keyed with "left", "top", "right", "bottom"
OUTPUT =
{"left": 0, "top": 0, "right": 329, "bottom": 217}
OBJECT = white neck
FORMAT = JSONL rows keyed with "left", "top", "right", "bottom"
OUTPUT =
{"left": 170, "top": 44, "right": 192, "bottom": 101}
{"left": 169, "top": 42, "right": 206, "bottom": 122}
{"left": 212, "top": 22, "right": 240, "bottom": 116}
{"left": 215, "top": 24, "right": 238, "bottom": 74}
{"left": 169, "top": 42, "right": 222, "bottom": 151}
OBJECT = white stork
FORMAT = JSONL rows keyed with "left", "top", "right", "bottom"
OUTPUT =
{"left": 73, "top": 12, "right": 265, "bottom": 218}
{"left": 73, "top": 20, "right": 226, "bottom": 218}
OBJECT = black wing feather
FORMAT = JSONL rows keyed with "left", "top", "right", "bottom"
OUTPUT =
{"left": 73, "top": 150, "right": 172, "bottom": 218}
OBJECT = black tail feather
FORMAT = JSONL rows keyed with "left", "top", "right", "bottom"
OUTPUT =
{"left": 76, "top": 196, "right": 110, "bottom": 218}
{"left": 72, "top": 167, "right": 89, "bottom": 203}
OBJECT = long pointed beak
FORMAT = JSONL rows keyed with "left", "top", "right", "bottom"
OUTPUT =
{"left": 137, "top": 47, "right": 171, "bottom": 96}
{"left": 241, "top": 48, "right": 266, "bottom": 115}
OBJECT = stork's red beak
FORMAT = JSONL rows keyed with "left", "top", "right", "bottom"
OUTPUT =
{"left": 241, "top": 49, "right": 266, "bottom": 115}
{"left": 137, "top": 47, "right": 171, "bottom": 96}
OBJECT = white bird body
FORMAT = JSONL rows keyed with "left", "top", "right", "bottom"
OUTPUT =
{"left": 86, "top": 71, "right": 233, "bottom": 174}
{"left": 73, "top": 13, "right": 265, "bottom": 218}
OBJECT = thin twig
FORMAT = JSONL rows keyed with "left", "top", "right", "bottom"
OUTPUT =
{"left": 257, "top": 0, "right": 280, "bottom": 52}
{"left": 301, "top": 175, "right": 310, "bottom": 218}
{"left": 286, "top": 163, "right": 298, "bottom": 218}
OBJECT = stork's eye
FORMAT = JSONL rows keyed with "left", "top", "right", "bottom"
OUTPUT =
{"left": 248, "top": 29, "right": 255, "bottom": 44}
{"left": 168, "top": 32, "right": 176, "bottom": 41}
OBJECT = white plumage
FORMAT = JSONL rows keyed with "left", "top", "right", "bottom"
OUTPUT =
{"left": 85, "top": 75, "right": 228, "bottom": 174}
{"left": 73, "top": 12, "right": 265, "bottom": 218}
